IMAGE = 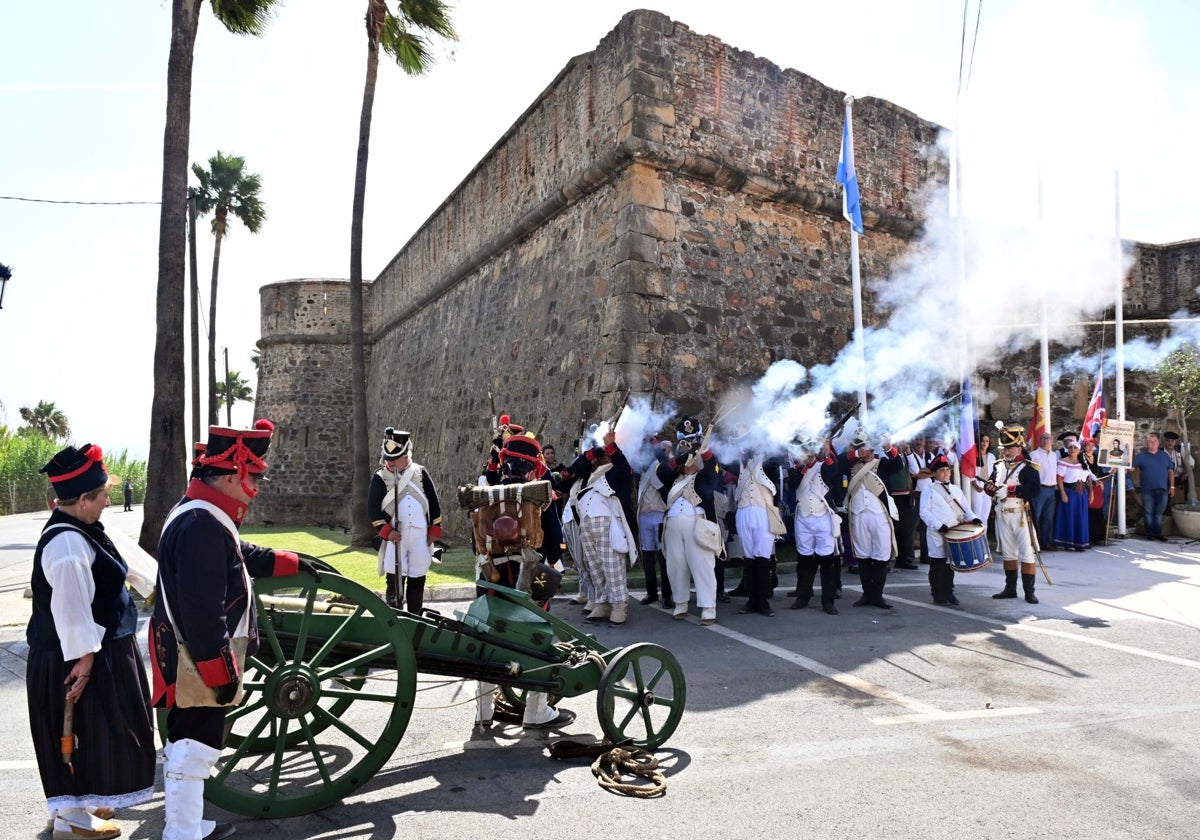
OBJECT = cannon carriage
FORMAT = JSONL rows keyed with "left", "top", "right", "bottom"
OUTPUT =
{"left": 199, "top": 566, "right": 686, "bottom": 817}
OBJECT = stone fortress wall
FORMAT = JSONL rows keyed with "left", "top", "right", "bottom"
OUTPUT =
{"left": 252, "top": 10, "right": 1199, "bottom": 532}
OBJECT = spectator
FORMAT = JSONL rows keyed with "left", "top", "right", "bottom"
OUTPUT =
{"left": 1053, "top": 440, "right": 1094, "bottom": 551}
{"left": 1028, "top": 433, "right": 1059, "bottom": 550}
{"left": 1132, "top": 432, "right": 1174, "bottom": 542}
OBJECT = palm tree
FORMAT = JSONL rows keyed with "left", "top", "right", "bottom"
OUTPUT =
{"left": 215, "top": 369, "right": 254, "bottom": 426}
{"left": 192, "top": 151, "right": 266, "bottom": 427}
{"left": 144, "top": 0, "right": 279, "bottom": 556}
{"left": 348, "top": 0, "right": 456, "bottom": 546}
{"left": 19, "top": 401, "right": 70, "bottom": 440}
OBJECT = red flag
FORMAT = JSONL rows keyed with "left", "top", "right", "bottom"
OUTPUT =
{"left": 1028, "top": 376, "right": 1049, "bottom": 446}
{"left": 1079, "top": 372, "right": 1106, "bottom": 443}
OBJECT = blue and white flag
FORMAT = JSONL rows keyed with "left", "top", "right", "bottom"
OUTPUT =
{"left": 836, "top": 115, "right": 864, "bottom": 234}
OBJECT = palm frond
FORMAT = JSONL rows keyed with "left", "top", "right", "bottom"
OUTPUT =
{"left": 210, "top": 0, "right": 279, "bottom": 36}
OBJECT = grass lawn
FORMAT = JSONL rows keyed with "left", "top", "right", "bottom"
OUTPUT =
{"left": 239, "top": 526, "right": 800, "bottom": 594}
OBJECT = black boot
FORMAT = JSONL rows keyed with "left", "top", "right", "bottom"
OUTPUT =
{"left": 756, "top": 558, "right": 776, "bottom": 616}
{"left": 405, "top": 575, "right": 425, "bottom": 615}
{"left": 1022, "top": 572, "right": 1039, "bottom": 604}
{"left": 641, "top": 550, "right": 660, "bottom": 605}
{"left": 871, "top": 563, "right": 893, "bottom": 609}
{"left": 930, "top": 561, "right": 948, "bottom": 605}
{"left": 659, "top": 552, "right": 674, "bottom": 607}
{"left": 790, "top": 554, "right": 817, "bottom": 609}
{"left": 993, "top": 568, "right": 1019, "bottom": 599}
{"left": 853, "top": 563, "right": 872, "bottom": 607}
{"left": 818, "top": 554, "right": 839, "bottom": 614}
{"left": 739, "top": 557, "right": 760, "bottom": 614}
{"left": 768, "top": 555, "right": 779, "bottom": 597}
{"left": 945, "top": 565, "right": 959, "bottom": 606}
{"left": 716, "top": 558, "right": 732, "bottom": 602}
{"left": 385, "top": 573, "right": 400, "bottom": 609}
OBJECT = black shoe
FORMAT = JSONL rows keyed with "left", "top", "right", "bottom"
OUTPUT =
{"left": 946, "top": 594, "right": 960, "bottom": 606}
{"left": 758, "top": 606, "right": 776, "bottom": 617}
{"left": 1025, "top": 593, "right": 1039, "bottom": 604}
{"left": 662, "top": 598, "right": 675, "bottom": 610}
{"left": 895, "top": 562, "right": 919, "bottom": 570}
{"left": 853, "top": 597, "right": 869, "bottom": 607}
{"left": 640, "top": 594, "right": 658, "bottom": 605}
{"left": 790, "top": 598, "right": 810, "bottom": 610}
{"left": 738, "top": 603, "right": 754, "bottom": 614}
{"left": 716, "top": 590, "right": 731, "bottom": 603}
{"left": 933, "top": 597, "right": 949, "bottom": 606}
{"left": 872, "top": 599, "right": 894, "bottom": 610}
{"left": 822, "top": 604, "right": 838, "bottom": 615}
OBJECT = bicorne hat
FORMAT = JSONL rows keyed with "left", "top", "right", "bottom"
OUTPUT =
{"left": 998, "top": 424, "right": 1026, "bottom": 449}
{"left": 40, "top": 444, "right": 108, "bottom": 500}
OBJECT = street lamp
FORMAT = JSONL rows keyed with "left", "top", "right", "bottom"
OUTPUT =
{"left": 0, "top": 263, "right": 11, "bottom": 309}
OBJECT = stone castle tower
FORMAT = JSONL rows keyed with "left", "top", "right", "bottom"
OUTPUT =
{"left": 253, "top": 10, "right": 1199, "bottom": 531}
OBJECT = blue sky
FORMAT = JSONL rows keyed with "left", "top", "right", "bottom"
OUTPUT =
{"left": 1, "top": 0, "right": 1195, "bottom": 460}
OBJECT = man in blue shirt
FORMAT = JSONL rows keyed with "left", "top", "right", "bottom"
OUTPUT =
{"left": 1132, "top": 433, "right": 1175, "bottom": 542}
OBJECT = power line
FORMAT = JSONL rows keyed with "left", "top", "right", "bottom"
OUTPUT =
{"left": 0, "top": 194, "right": 159, "bottom": 206}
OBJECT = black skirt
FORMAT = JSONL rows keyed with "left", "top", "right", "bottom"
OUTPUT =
{"left": 26, "top": 634, "right": 156, "bottom": 811}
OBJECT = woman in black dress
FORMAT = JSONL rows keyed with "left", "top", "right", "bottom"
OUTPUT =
{"left": 28, "top": 444, "right": 155, "bottom": 840}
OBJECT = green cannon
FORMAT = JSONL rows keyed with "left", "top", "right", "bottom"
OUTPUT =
{"left": 200, "top": 567, "right": 686, "bottom": 817}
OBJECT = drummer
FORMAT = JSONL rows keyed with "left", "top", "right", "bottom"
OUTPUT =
{"left": 920, "top": 454, "right": 982, "bottom": 606}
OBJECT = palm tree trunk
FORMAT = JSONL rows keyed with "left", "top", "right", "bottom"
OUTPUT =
{"left": 208, "top": 209, "right": 226, "bottom": 427}
{"left": 347, "top": 6, "right": 384, "bottom": 547}
{"left": 142, "top": 0, "right": 203, "bottom": 556}
{"left": 188, "top": 188, "right": 201, "bottom": 445}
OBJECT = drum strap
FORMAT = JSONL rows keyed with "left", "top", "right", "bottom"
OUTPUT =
{"left": 937, "top": 482, "right": 973, "bottom": 523}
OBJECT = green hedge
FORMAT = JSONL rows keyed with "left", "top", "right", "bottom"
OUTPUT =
{"left": 0, "top": 430, "right": 147, "bottom": 515}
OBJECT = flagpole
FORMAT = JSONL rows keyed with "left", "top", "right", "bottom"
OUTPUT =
{"left": 845, "top": 95, "right": 867, "bottom": 427}
{"left": 1114, "top": 170, "right": 1127, "bottom": 536}
{"left": 1037, "top": 169, "right": 1052, "bottom": 442}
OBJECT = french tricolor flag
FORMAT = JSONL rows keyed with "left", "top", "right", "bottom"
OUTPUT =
{"left": 958, "top": 376, "right": 978, "bottom": 479}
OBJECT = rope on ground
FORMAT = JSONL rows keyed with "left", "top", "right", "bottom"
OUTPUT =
{"left": 590, "top": 746, "right": 667, "bottom": 798}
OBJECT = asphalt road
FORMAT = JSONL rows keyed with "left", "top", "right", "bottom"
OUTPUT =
{"left": 2, "top": 508, "right": 1199, "bottom": 839}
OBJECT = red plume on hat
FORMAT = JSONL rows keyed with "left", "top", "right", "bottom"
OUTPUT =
{"left": 40, "top": 443, "right": 109, "bottom": 499}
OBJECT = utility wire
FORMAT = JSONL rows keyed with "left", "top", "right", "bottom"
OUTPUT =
{"left": 0, "top": 194, "right": 159, "bottom": 205}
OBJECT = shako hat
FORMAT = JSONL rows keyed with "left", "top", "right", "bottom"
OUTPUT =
{"left": 40, "top": 444, "right": 108, "bottom": 500}
{"left": 381, "top": 427, "right": 412, "bottom": 460}
{"left": 195, "top": 419, "right": 275, "bottom": 480}
{"left": 1164, "top": 431, "right": 1181, "bottom": 441}
{"left": 930, "top": 454, "right": 953, "bottom": 472}
{"left": 676, "top": 415, "right": 703, "bottom": 441}
{"left": 500, "top": 433, "right": 543, "bottom": 478}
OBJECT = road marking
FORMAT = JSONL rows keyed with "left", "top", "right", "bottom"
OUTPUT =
{"left": 0, "top": 759, "right": 38, "bottom": 770}
{"left": 884, "top": 594, "right": 1200, "bottom": 670}
{"left": 702, "top": 622, "right": 944, "bottom": 715}
{"left": 870, "top": 706, "right": 1042, "bottom": 725}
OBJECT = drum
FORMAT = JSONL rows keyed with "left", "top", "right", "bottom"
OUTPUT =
{"left": 945, "top": 522, "right": 991, "bottom": 572}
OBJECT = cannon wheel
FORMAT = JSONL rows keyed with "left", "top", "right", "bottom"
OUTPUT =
{"left": 204, "top": 572, "right": 417, "bottom": 818}
{"left": 595, "top": 643, "right": 685, "bottom": 750}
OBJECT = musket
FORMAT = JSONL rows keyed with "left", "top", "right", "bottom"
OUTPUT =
{"left": 827, "top": 400, "right": 863, "bottom": 441}
{"left": 1020, "top": 499, "right": 1054, "bottom": 585}
{"left": 890, "top": 392, "right": 962, "bottom": 439}
{"left": 607, "top": 389, "right": 630, "bottom": 430}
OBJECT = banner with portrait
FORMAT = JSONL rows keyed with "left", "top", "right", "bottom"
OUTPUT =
{"left": 1097, "top": 420, "right": 1135, "bottom": 468}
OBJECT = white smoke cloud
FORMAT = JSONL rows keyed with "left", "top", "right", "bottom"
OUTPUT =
{"left": 586, "top": 395, "right": 678, "bottom": 473}
{"left": 699, "top": 1, "right": 1191, "bottom": 458}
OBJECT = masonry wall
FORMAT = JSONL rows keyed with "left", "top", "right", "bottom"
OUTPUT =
{"left": 252, "top": 9, "right": 1197, "bottom": 533}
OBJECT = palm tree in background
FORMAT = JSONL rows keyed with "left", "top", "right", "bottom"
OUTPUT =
{"left": 144, "top": 0, "right": 280, "bottom": 556}
{"left": 216, "top": 369, "right": 255, "bottom": 426}
{"left": 19, "top": 401, "right": 71, "bottom": 440}
{"left": 192, "top": 151, "right": 266, "bottom": 427}
{"left": 348, "top": 0, "right": 457, "bottom": 545}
